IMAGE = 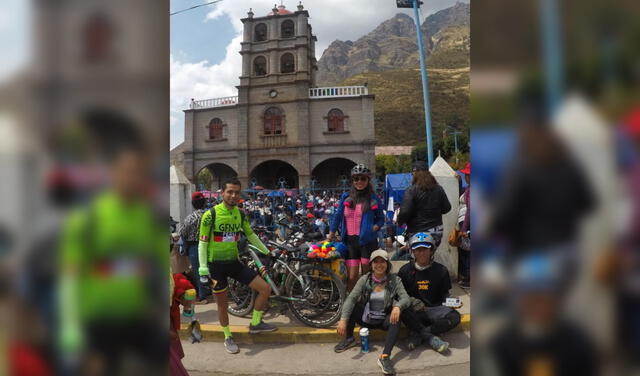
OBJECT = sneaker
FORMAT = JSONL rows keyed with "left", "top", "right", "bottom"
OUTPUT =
{"left": 334, "top": 337, "right": 357, "bottom": 353}
{"left": 249, "top": 321, "right": 278, "bottom": 334}
{"left": 377, "top": 355, "right": 396, "bottom": 375}
{"left": 429, "top": 335, "right": 449, "bottom": 353}
{"left": 224, "top": 337, "right": 239, "bottom": 354}
{"left": 407, "top": 331, "right": 423, "bottom": 351}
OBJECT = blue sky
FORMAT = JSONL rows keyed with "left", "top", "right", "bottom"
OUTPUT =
{"left": 169, "top": 0, "right": 470, "bottom": 149}
{"left": 170, "top": 1, "right": 236, "bottom": 65}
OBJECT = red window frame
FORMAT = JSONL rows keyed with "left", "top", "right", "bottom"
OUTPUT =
{"left": 209, "top": 118, "right": 224, "bottom": 139}
{"left": 327, "top": 109, "right": 344, "bottom": 132}
{"left": 264, "top": 108, "right": 283, "bottom": 135}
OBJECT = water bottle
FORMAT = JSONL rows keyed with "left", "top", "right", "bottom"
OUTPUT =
{"left": 359, "top": 327, "right": 369, "bottom": 353}
{"left": 183, "top": 289, "right": 196, "bottom": 317}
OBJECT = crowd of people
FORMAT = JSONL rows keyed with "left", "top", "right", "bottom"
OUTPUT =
{"left": 173, "top": 160, "right": 472, "bottom": 375}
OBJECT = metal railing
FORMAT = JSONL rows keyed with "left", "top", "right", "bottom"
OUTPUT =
{"left": 309, "top": 86, "right": 368, "bottom": 99}
{"left": 190, "top": 96, "right": 238, "bottom": 109}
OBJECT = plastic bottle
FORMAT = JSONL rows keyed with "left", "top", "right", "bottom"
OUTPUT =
{"left": 360, "top": 327, "right": 369, "bottom": 353}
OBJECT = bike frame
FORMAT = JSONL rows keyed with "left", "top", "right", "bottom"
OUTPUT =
{"left": 246, "top": 244, "right": 307, "bottom": 302}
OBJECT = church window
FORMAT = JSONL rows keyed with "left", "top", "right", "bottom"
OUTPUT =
{"left": 83, "top": 13, "right": 114, "bottom": 63}
{"left": 280, "top": 53, "right": 295, "bottom": 74}
{"left": 254, "top": 56, "right": 267, "bottom": 76}
{"left": 254, "top": 23, "right": 267, "bottom": 42}
{"left": 327, "top": 109, "right": 345, "bottom": 132}
{"left": 281, "top": 20, "right": 294, "bottom": 38}
{"left": 264, "top": 107, "right": 283, "bottom": 135}
{"left": 209, "top": 118, "right": 225, "bottom": 140}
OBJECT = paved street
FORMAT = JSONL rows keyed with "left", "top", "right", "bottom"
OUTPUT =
{"left": 179, "top": 282, "right": 470, "bottom": 375}
{"left": 182, "top": 330, "right": 470, "bottom": 375}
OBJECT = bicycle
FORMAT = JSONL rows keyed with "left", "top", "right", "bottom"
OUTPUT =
{"left": 227, "top": 242, "right": 346, "bottom": 328}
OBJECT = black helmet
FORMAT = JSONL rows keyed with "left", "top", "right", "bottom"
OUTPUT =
{"left": 351, "top": 164, "right": 371, "bottom": 177}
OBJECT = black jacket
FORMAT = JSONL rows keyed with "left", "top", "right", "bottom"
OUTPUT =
{"left": 397, "top": 185, "right": 451, "bottom": 234}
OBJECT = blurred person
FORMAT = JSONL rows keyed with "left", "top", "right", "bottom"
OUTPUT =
{"left": 58, "top": 114, "right": 167, "bottom": 375}
{"left": 486, "top": 253, "right": 599, "bottom": 376}
{"left": 396, "top": 161, "right": 451, "bottom": 248}
{"left": 458, "top": 163, "right": 471, "bottom": 288}
{"left": 328, "top": 164, "right": 385, "bottom": 292}
{"left": 603, "top": 108, "right": 640, "bottom": 370}
{"left": 4, "top": 296, "right": 54, "bottom": 376}
{"left": 334, "top": 249, "right": 445, "bottom": 375}
{"left": 398, "top": 233, "right": 459, "bottom": 351}
{"left": 17, "top": 167, "right": 80, "bottom": 371}
{"left": 178, "top": 192, "right": 210, "bottom": 303}
{"left": 197, "top": 178, "right": 276, "bottom": 355}
{"left": 170, "top": 273, "right": 194, "bottom": 376}
{"left": 490, "top": 120, "right": 594, "bottom": 260}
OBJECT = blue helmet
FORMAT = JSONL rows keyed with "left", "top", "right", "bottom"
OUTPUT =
{"left": 409, "top": 232, "right": 435, "bottom": 250}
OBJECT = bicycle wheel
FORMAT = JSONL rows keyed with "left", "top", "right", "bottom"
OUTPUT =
{"left": 285, "top": 263, "right": 346, "bottom": 328}
{"left": 227, "top": 252, "right": 257, "bottom": 317}
{"left": 227, "top": 277, "right": 256, "bottom": 317}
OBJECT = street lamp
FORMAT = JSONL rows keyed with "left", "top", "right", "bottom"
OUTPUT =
{"left": 444, "top": 126, "right": 462, "bottom": 165}
{"left": 397, "top": 0, "right": 433, "bottom": 166}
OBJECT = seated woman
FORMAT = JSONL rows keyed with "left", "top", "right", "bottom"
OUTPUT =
{"left": 334, "top": 249, "right": 448, "bottom": 375}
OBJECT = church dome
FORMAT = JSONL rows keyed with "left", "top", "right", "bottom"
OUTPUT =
{"left": 267, "top": 4, "right": 292, "bottom": 16}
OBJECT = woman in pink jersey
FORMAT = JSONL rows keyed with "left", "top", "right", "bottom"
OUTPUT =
{"left": 328, "top": 164, "right": 385, "bottom": 291}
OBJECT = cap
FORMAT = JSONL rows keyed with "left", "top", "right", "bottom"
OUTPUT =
{"left": 369, "top": 249, "right": 389, "bottom": 262}
{"left": 459, "top": 162, "right": 470, "bottom": 175}
{"left": 192, "top": 192, "right": 204, "bottom": 201}
{"left": 412, "top": 161, "right": 428, "bottom": 172}
{"left": 409, "top": 232, "right": 435, "bottom": 250}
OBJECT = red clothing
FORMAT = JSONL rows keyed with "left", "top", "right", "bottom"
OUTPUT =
{"left": 9, "top": 343, "right": 52, "bottom": 376}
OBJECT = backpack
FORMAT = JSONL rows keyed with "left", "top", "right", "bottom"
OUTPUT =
{"left": 205, "top": 205, "right": 246, "bottom": 240}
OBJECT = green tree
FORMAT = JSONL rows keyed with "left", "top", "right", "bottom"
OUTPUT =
{"left": 196, "top": 168, "right": 213, "bottom": 191}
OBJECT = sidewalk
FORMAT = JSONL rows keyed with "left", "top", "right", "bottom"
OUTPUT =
{"left": 180, "top": 282, "right": 470, "bottom": 344}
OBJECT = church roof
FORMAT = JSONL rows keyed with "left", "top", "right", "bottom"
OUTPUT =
{"left": 267, "top": 5, "right": 292, "bottom": 16}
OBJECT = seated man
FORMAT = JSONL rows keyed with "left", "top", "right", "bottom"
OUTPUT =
{"left": 398, "top": 232, "right": 461, "bottom": 349}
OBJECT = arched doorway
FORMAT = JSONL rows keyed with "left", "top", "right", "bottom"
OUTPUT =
{"left": 311, "top": 158, "right": 357, "bottom": 189}
{"left": 197, "top": 163, "right": 237, "bottom": 191}
{"left": 250, "top": 160, "right": 298, "bottom": 189}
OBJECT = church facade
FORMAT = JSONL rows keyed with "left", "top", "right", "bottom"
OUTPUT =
{"left": 180, "top": 3, "right": 376, "bottom": 190}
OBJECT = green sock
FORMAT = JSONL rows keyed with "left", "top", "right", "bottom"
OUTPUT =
{"left": 251, "top": 310, "right": 263, "bottom": 326}
{"left": 222, "top": 325, "right": 232, "bottom": 339}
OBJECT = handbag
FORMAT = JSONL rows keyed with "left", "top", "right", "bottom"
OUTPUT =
{"left": 362, "top": 302, "right": 386, "bottom": 324}
{"left": 448, "top": 228, "right": 462, "bottom": 247}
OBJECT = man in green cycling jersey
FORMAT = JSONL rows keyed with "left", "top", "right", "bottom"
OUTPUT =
{"left": 198, "top": 178, "right": 276, "bottom": 354}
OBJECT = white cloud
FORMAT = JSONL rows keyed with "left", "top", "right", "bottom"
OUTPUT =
{"left": 170, "top": 0, "right": 467, "bottom": 149}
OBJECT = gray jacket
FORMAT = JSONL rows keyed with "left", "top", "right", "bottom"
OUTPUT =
{"left": 341, "top": 272, "right": 411, "bottom": 321}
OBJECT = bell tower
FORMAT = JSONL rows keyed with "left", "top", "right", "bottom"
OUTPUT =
{"left": 238, "top": 2, "right": 318, "bottom": 103}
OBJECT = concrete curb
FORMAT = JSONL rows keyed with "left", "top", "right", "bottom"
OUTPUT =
{"left": 180, "top": 313, "right": 470, "bottom": 343}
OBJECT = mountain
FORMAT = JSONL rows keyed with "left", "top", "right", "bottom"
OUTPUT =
{"left": 316, "top": 2, "right": 469, "bottom": 86}
{"left": 339, "top": 67, "right": 469, "bottom": 146}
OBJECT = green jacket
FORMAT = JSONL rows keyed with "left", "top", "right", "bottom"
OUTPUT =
{"left": 341, "top": 272, "right": 411, "bottom": 321}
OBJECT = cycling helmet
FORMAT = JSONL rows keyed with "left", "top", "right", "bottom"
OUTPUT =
{"left": 276, "top": 213, "right": 289, "bottom": 225}
{"left": 409, "top": 232, "right": 437, "bottom": 251}
{"left": 351, "top": 164, "right": 371, "bottom": 177}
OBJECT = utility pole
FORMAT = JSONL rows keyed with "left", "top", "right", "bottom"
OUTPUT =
{"left": 397, "top": 0, "right": 433, "bottom": 166}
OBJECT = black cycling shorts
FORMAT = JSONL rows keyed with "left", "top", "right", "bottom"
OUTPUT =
{"left": 208, "top": 260, "right": 258, "bottom": 294}
{"left": 344, "top": 235, "right": 378, "bottom": 261}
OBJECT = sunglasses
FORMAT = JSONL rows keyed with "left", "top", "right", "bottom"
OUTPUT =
{"left": 352, "top": 176, "right": 368, "bottom": 182}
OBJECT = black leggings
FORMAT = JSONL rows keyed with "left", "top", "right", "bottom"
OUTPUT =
{"left": 401, "top": 305, "right": 461, "bottom": 335}
{"left": 346, "top": 303, "right": 399, "bottom": 356}
{"left": 346, "top": 304, "right": 428, "bottom": 356}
